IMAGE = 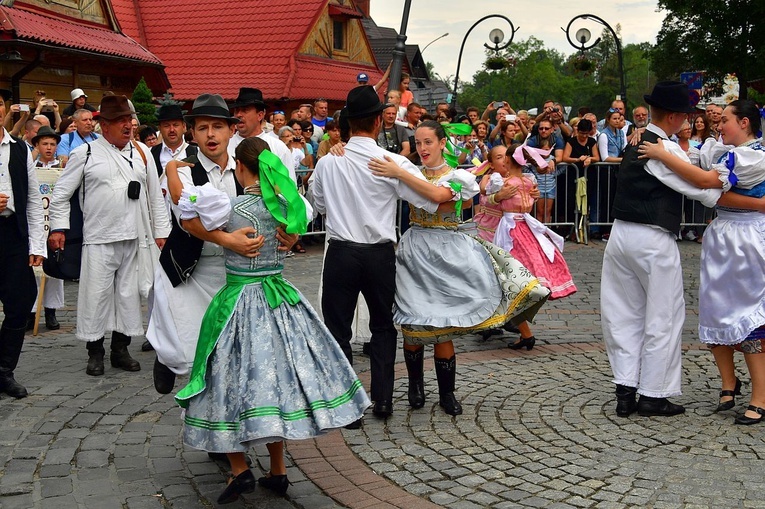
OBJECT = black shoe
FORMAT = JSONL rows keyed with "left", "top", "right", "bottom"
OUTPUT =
{"left": 508, "top": 336, "right": 536, "bottom": 350}
{"left": 218, "top": 469, "right": 256, "bottom": 504}
{"left": 141, "top": 340, "right": 154, "bottom": 352}
{"left": 86, "top": 339, "right": 105, "bottom": 377}
{"left": 716, "top": 378, "right": 742, "bottom": 412}
{"left": 258, "top": 472, "right": 290, "bottom": 495}
{"left": 438, "top": 392, "right": 463, "bottom": 416}
{"left": 734, "top": 405, "right": 765, "bottom": 425}
{"left": 344, "top": 418, "right": 363, "bottom": 429}
{"left": 615, "top": 384, "right": 637, "bottom": 417}
{"left": 404, "top": 348, "right": 425, "bottom": 409}
{"left": 153, "top": 357, "right": 176, "bottom": 394}
{"left": 636, "top": 396, "right": 685, "bottom": 416}
{"left": 372, "top": 400, "right": 393, "bottom": 418}
{"left": 44, "top": 308, "right": 60, "bottom": 330}
{"left": 0, "top": 373, "right": 28, "bottom": 398}
{"left": 478, "top": 329, "right": 503, "bottom": 341}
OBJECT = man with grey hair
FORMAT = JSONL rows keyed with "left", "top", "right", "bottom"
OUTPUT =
{"left": 49, "top": 95, "right": 171, "bottom": 377}
{"left": 56, "top": 109, "right": 98, "bottom": 163}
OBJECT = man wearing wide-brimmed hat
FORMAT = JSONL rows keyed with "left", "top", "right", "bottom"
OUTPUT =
{"left": 147, "top": 93, "right": 276, "bottom": 395}
{"left": 311, "top": 86, "right": 440, "bottom": 421}
{"left": 228, "top": 87, "right": 295, "bottom": 183}
{"left": 49, "top": 95, "right": 172, "bottom": 377}
{"left": 601, "top": 81, "right": 727, "bottom": 418}
{"left": 150, "top": 104, "right": 195, "bottom": 177}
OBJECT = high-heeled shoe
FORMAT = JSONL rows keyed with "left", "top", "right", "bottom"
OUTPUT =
{"left": 258, "top": 472, "right": 290, "bottom": 495}
{"left": 217, "top": 469, "right": 255, "bottom": 504}
{"left": 734, "top": 405, "right": 765, "bottom": 425}
{"left": 508, "top": 336, "right": 535, "bottom": 350}
{"left": 716, "top": 378, "right": 742, "bottom": 412}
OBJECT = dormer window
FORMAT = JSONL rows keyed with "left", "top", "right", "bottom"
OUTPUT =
{"left": 333, "top": 19, "right": 346, "bottom": 51}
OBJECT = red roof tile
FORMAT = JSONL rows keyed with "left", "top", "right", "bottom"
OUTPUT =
{"left": 109, "top": 0, "right": 145, "bottom": 45}
{"left": 328, "top": 5, "right": 362, "bottom": 18}
{"left": 116, "top": 0, "right": 381, "bottom": 101}
{"left": 290, "top": 56, "right": 381, "bottom": 102}
{"left": 0, "top": 5, "right": 162, "bottom": 65}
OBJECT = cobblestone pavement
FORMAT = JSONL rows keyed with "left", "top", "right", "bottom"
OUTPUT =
{"left": 3, "top": 238, "right": 764, "bottom": 509}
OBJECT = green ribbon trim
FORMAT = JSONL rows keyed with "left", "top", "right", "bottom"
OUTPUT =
{"left": 442, "top": 123, "right": 473, "bottom": 168}
{"left": 448, "top": 181, "right": 463, "bottom": 216}
{"left": 258, "top": 149, "right": 308, "bottom": 234}
{"left": 175, "top": 272, "right": 301, "bottom": 408}
{"left": 182, "top": 380, "right": 365, "bottom": 430}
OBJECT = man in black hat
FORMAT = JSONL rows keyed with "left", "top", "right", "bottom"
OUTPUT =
{"left": 151, "top": 104, "right": 195, "bottom": 177}
{"left": 147, "top": 93, "right": 284, "bottom": 395}
{"left": 601, "top": 81, "right": 726, "bottom": 418}
{"left": 0, "top": 98, "right": 46, "bottom": 398}
{"left": 311, "top": 85, "right": 440, "bottom": 420}
{"left": 229, "top": 87, "right": 295, "bottom": 182}
{"left": 49, "top": 95, "right": 172, "bottom": 377}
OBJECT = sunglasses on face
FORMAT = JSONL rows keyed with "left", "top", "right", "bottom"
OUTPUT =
{"left": 538, "top": 127, "right": 552, "bottom": 131}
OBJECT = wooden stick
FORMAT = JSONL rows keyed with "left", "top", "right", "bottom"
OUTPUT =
{"left": 33, "top": 273, "right": 46, "bottom": 337}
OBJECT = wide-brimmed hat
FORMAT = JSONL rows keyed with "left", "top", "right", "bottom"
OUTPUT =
{"left": 0, "top": 89, "right": 11, "bottom": 101}
{"left": 643, "top": 81, "right": 695, "bottom": 114}
{"left": 345, "top": 86, "right": 386, "bottom": 119}
{"left": 232, "top": 87, "right": 266, "bottom": 109}
{"left": 99, "top": 95, "right": 133, "bottom": 120}
{"left": 156, "top": 104, "right": 185, "bottom": 122}
{"left": 184, "top": 93, "right": 240, "bottom": 124}
{"left": 70, "top": 88, "right": 87, "bottom": 101}
{"left": 32, "top": 125, "right": 61, "bottom": 145}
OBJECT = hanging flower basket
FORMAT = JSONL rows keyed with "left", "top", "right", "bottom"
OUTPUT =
{"left": 485, "top": 56, "right": 506, "bottom": 71}
{"left": 573, "top": 55, "right": 594, "bottom": 73}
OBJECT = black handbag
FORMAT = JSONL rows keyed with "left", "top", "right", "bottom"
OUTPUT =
{"left": 43, "top": 143, "right": 90, "bottom": 281}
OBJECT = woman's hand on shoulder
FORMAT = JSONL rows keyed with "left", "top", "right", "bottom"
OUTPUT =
{"left": 368, "top": 155, "right": 405, "bottom": 178}
{"left": 329, "top": 142, "right": 346, "bottom": 157}
{"left": 637, "top": 139, "right": 666, "bottom": 161}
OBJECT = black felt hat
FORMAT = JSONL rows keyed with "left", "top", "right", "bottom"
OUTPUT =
{"left": 156, "top": 104, "right": 185, "bottom": 122}
{"left": 32, "top": 125, "right": 61, "bottom": 145}
{"left": 643, "top": 81, "right": 696, "bottom": 114}
{"left": 232, "top": 87, "right": 266, "bottom": 109}
{"left": 184, "top": 93, "right": 239, "bottom": 124}
{"left": 345, "top": 86, "right": 386, "bottom": 119}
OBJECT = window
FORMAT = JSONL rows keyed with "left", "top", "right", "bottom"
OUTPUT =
{"left": 333, "top": 20, "right": 346, "bottom": 51}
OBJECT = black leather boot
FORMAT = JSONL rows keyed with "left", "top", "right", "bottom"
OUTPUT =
{"left": 153, "top": 357, "right": 176, "bottom": 394}
{"left": 434, "top": 355, "right": 462, "bottom": 416}
{"left": 0, "top": 326, "right": 28, "bottom": 398}
{"left": 615, "top": 384, "right": 637, "bottom": 417}
{"left": 404, "top": 347, "right": 425, "bottom": 409}
{"left": 86, "top": 338, "right": 105, "bottom": 376}
{"left": 110, "top": 332, "right": 141, "bottom": 372}
{"left": 44, "top": 308, "right": 60, "bottom": 330}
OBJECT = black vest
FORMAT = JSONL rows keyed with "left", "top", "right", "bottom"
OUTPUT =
{"left": 8, "top": 136, "right": 30, "bottom": 238}
{"left": 151, "top": 143, "right": 198, "bottom": 178}
{"left": 159, "top": 154, "right": 242, "bottom": 287}
{"left": 611, "top": 129, "right": 683, "bottom": 233}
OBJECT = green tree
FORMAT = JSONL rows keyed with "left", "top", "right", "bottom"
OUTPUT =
{"left": 131, "top": 77, "right": 157, "bottom": 126}
{"left": 651, "top": 0, "right": 765, "bottom": 100}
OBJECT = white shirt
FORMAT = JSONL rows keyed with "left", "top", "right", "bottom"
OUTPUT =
{"left": 644, "top": 124, "right": 722, "bottom": 208}
{"left": 311, "top": 136, "right": 439, "bottom": 244}
{"left": 175, "top": 150, "right": 237, "bottom": 256}
{"left": 158, "top": 140, "right": 191, "bottom": 172}
{"left": 49, "top": 137, "right": 172, "bottom": 244}
{"left": 228, "top": 132, "right": 297, "bottom": 183}
{"left": 0, "top": 128, "right": 46, "bottom": 256}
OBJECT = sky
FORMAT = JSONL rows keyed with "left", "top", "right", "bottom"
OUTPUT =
{"left": 369, "top": 1, "right": 666, "bottom": 84}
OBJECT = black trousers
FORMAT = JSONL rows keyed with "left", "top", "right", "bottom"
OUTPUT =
{"left": 321, "top": 240, "right": 397, "bottom": 402}
{"left": 0, "top": 217, "right": 36, "bottom": 330}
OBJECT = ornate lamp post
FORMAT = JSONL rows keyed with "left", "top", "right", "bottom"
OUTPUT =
{"left": 562, "top": 14, "right": 626, "bottom": 101}
{"left": 387, "top": 0, "right": 413, "bottom": 97}
{"left": 450, "top": 15, "right": 519, "bottom": 107}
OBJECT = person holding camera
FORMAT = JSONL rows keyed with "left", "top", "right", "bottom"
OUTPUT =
{"left": 32, "top": 91, "right": 61, "bottom": 131}
{"left": 535, "top": 101, "right": 572, "bottom": 139}
{"left": 377, "top": 104, "right": 410, "bottom": 157}
{"left": 48, "top": 95, "right": 171, "bottom": 377}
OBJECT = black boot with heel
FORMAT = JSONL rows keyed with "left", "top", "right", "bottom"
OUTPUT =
{"left": 110, "top": 332, "right": 140, "bottom": 372}
{"left": 0, "top": 326, "right": 29, "bottom": 398}
{"left": 404, "top": 347, "right": 425, "bottom": 409}
{"left": 86, "top": 338, "right": 105, "bottom": 376}
{"left": 434, "top": 355, "right": 462, "bottom": 416}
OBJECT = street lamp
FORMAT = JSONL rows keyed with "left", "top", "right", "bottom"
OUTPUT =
{"left": 421, "top": 33, "right": 449, "bottom": 55}
{"left": 450, "top": 15, "right": 519, "bottom": 107}
{"left": 562, "top": 14, "right": 626, "bottom": 101}
{"left": 387, "top": 0, "right": 413, "bottom": 98}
